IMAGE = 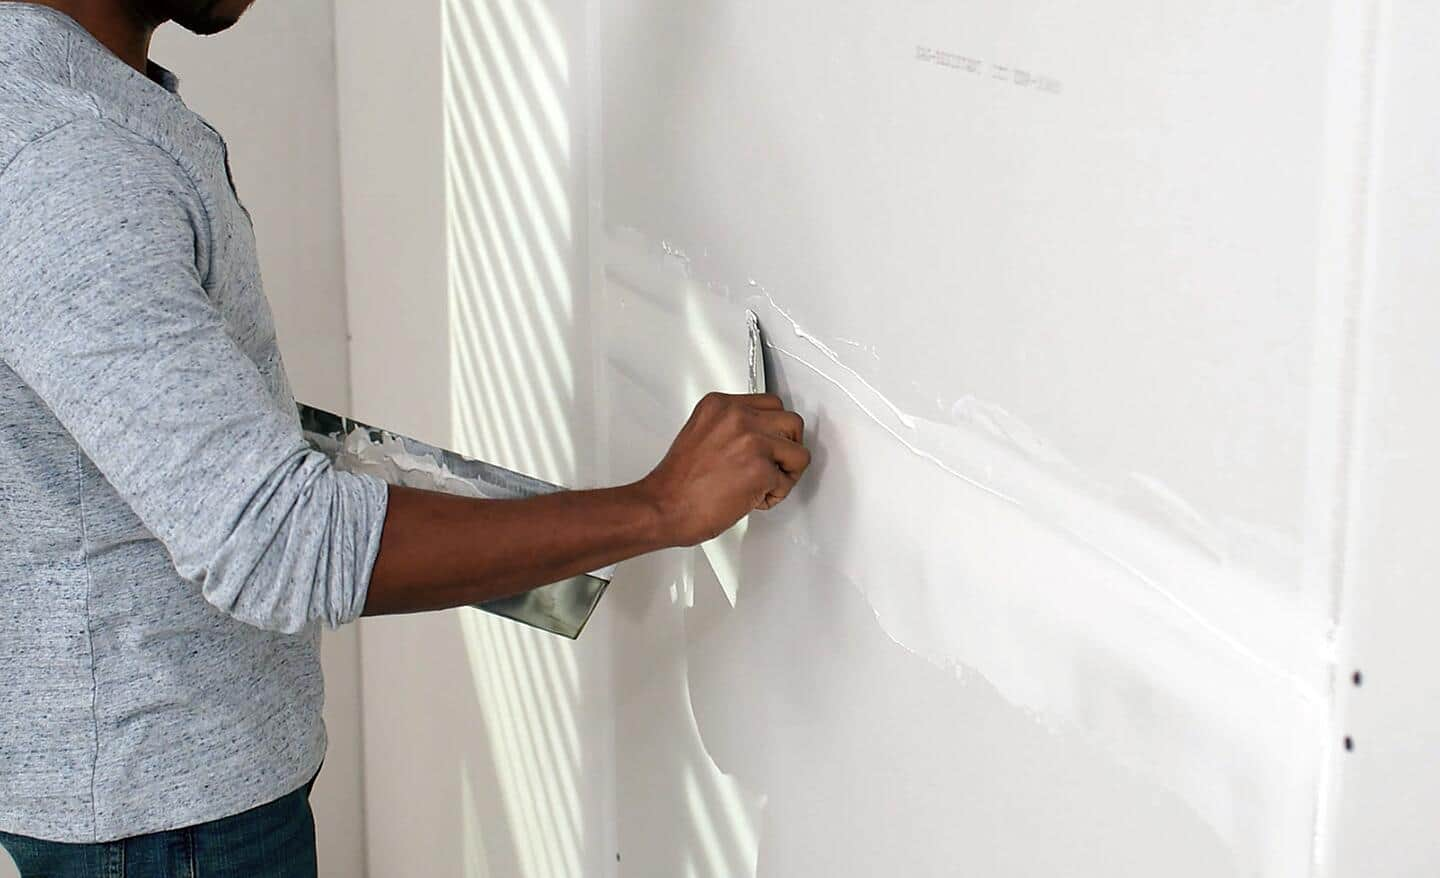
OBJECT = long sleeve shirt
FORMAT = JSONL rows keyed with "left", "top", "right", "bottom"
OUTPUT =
{"left": 0, "top": 3, "right": 389, "bottom": 842}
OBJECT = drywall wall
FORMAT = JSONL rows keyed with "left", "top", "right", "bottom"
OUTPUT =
{"left": 331, "top": 1, "right": 1440, "bottom": 876}
{"left": 152, "top": 6, "right": 367, "bottom": 877}
{"left": 335, "top": 0, "right": 617, "bottom": 875}
{"left": 594, "top": 1, "right": 1356, "bottom": 874}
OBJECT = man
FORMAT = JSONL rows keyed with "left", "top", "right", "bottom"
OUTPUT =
{"left": 0, "top": 1, "right": 811, "bottom": 874}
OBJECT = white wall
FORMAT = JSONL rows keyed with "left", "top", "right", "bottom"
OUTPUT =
{"left": 597, "top": 2, "right": 1329, "bottom": 874}
{"left": 334, "top": 1, "right": 616, "bottom": 875}
{"left": 153, "top": 6, "right": 368, "bottom": 877}
{"left": 331, "top": 2, "right": 1440, "bottom": 877}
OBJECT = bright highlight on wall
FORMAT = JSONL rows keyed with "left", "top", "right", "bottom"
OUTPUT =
{"left": 442, "top": 1, "right": 588, "bottom": 875}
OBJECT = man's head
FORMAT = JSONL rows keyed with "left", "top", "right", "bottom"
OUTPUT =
{"left": 140, "top": 0, "right": 255, "bottom": 35}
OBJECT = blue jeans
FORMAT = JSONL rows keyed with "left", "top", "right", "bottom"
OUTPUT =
{"left": 0, "top": 773, "right": 318, "bottom": 878}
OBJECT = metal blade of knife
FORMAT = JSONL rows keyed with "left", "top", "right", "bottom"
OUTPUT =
{"left": 297, "top": 403, "right": 610, "bottom": 639}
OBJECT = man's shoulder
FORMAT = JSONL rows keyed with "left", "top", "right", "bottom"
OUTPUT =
{"left": 0, "top": 66, "right": 101, "bottom": 175}
{"left": 0, "top": 100, "right": 188, "bottom": 204}
{"left": 0, "top": 108, "right": 207, "bottom": 274}
{"left": 0, "top": 72, "right": 190, "bottom": 199}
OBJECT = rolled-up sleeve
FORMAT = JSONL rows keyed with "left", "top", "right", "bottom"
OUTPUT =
{"left": 0, "top": 118, "right": 388, "bottom": 634}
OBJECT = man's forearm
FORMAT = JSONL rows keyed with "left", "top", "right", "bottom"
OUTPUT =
{"left": 360, "top": 392, "right": 811, "bottom": 617}
{"left": 362, "top": 482, "right": 670, "bottom": 616}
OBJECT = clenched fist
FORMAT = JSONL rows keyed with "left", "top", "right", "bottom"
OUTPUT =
{"left": 640, "top": 392, "right": 812, "bottom": 547}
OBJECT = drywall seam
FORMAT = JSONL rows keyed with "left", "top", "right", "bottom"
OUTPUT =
{"left": 599, "top": 226, "right": 1332, "bottom": 874}
{"left": 750, "top": 284, "right": 918, "bottom": 430}
{"left": 1304, "top": 0, "right": 1386, "bottom": 622}
{"left": 763, "top": 333, "right": 1322, "bottom": 873}
{"left": 298, "top": 7, "right": 371, "bottom": 875}
{"left": 583, "top": 2, "right": 620, "bottom": 865}
{"left": 329, "top": 2, "right": 381, "bottom": 859}
{"left": 763, "top": 338, "right": 1316, "bottom": 697}
{"left": 1311, "top": 0, "right": 1391, "bottom": 870}
{"left": 626, "top": 226, "right": 1329, "bottom": 680}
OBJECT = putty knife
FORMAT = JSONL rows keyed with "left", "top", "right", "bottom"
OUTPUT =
{"left": 746, "top": 309, "right": 766, "bottom": 396}
{"left": 699, "top": 309, "right": 767, "bottom": 607}
{"left": 297, "top": 404, "right": 611, "bottom": 639}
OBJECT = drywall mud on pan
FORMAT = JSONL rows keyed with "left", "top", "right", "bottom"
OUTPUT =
{"left": 593, "top": 0, "right": 1358, "bottom": 874}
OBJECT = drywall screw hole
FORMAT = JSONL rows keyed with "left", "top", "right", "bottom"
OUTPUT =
{"left": 1353, "top": 670, "right": 1363, "bottom": 687}
{"left": 1344, "top": 736, "right": 1355, "bottom": 752}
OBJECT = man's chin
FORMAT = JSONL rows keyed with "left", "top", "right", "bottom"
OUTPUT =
{"left": 168, "top": 0, "right": 251, "bottom": 36}
{"left": 172, "top": 14, "right": 242, "bottom": 36}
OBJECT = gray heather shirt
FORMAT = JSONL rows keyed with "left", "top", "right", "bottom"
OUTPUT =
{"left": 0, "top": 4, "right": 390, "bottom": 842}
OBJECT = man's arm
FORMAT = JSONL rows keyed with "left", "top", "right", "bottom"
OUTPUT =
{"left": 0, "top": 121, "right": 810, "bottom": 629}
{"left": 0, "top": 120, "right": 388, "bottom": 635}
{"left": 364, "top": 392, "right": 809, "bottom": 615}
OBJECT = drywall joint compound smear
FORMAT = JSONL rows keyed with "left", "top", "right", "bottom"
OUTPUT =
{"left": 599, "top": 227, "right": 1334, "bottom": 876}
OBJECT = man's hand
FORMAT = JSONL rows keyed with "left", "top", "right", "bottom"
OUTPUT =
{"left": 363, "top": 392, "right": 811, "bottom": 617}
{"left": 640, "top": 393, "right": 811, "bottom": 546}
